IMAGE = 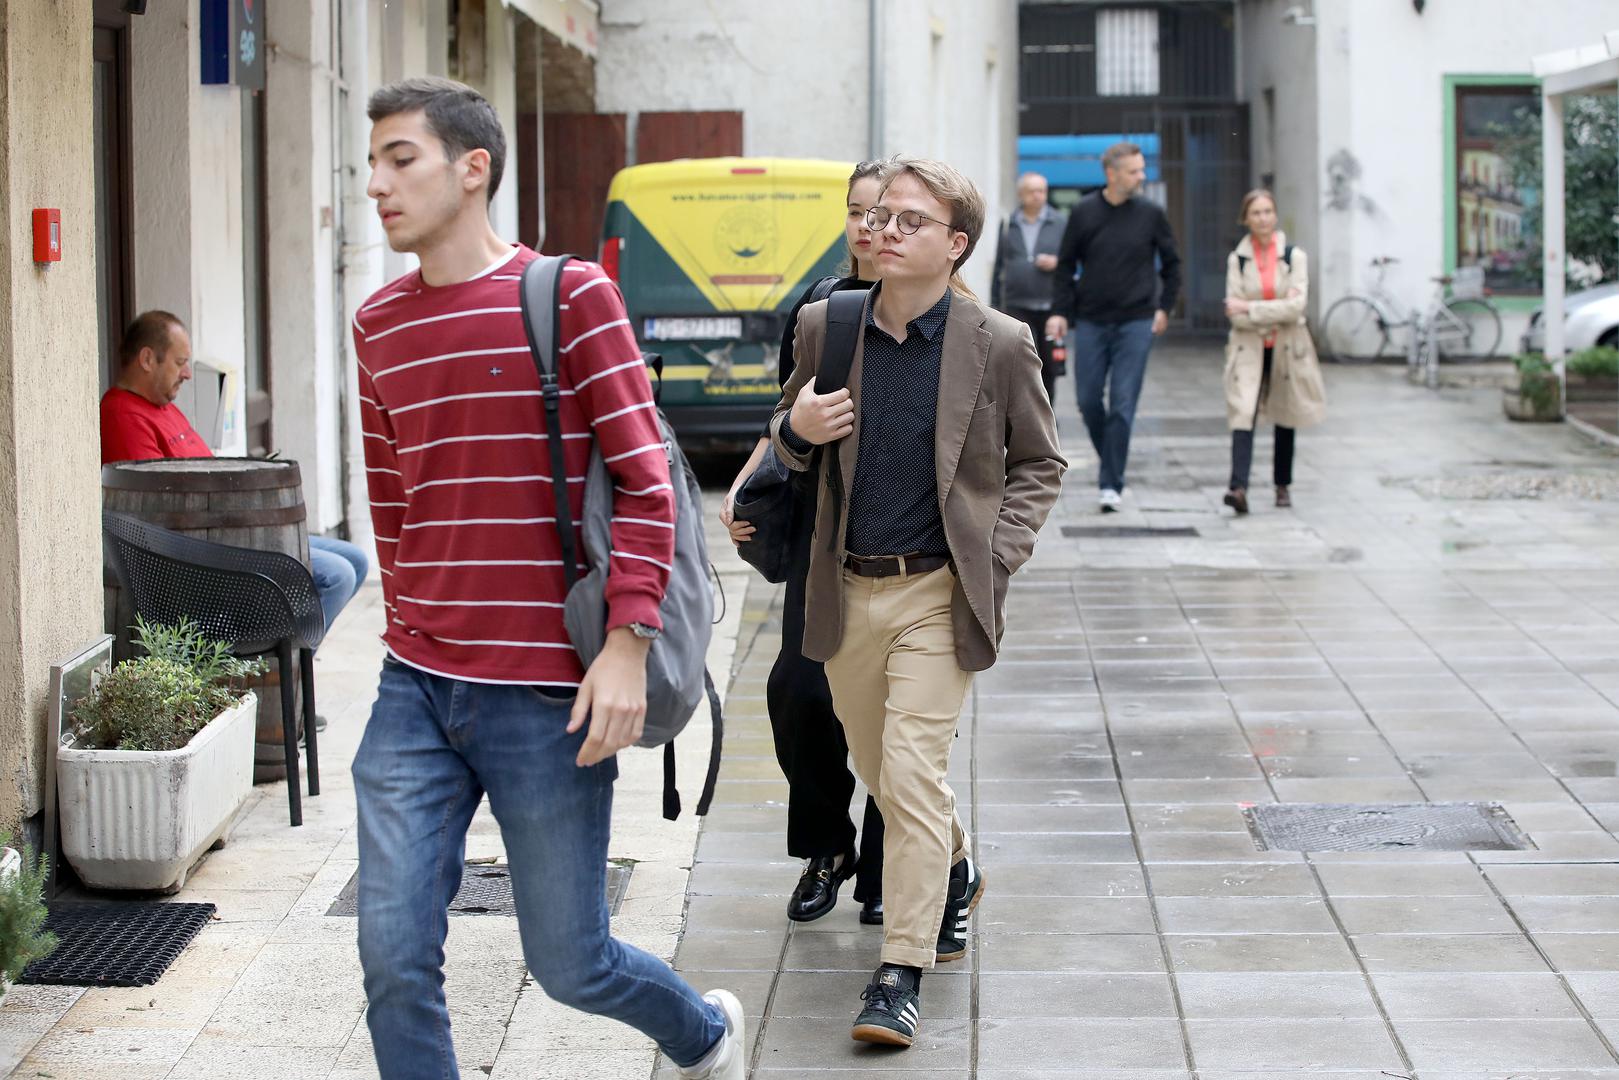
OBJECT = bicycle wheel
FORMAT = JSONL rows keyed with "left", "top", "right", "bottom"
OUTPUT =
{"left": 1434, "top": 299, "right": 1503, "bottom": 360}
{"left": 1321, "top": 296, "right": 1390, "bottom": 361}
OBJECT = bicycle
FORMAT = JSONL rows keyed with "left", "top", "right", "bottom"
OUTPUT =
{"left": 1320, "top": 257, "right": 1504, "bottom": 366}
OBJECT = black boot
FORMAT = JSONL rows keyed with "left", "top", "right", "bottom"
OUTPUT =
{"left": 787, "top": 851, "right": 856, "bottom": 923}
{"left": 859, "top": 897, "right": 884, "bottom": 925}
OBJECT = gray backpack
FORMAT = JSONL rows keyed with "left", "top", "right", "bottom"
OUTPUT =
{"left": 519, "top": 254, "right": 722, "bottom": 819}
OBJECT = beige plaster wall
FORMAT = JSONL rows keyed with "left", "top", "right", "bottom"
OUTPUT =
{"left": 0, "top": 1, "right": 103, "bottom": 832}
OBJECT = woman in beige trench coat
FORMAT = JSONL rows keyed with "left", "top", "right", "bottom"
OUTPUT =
{"left": 1222, "top": 189, "right": 1326, "bottom": 515}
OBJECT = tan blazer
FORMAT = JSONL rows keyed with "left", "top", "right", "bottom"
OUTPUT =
{"left": 1224, "top": 232, "right": 1327, "bottom": 432}
{"left": 769, "top": 289, "right": 1066, "bottom": 672}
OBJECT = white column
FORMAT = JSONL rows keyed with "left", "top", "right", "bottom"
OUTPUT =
{"left": 267, "top": 0, "right": 342, "bottom": 530}
{"left": 1541, "top": 91, "right": 1566, "bottom": 415}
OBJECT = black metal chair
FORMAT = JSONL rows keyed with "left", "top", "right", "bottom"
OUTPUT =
{"left": 102, "top": 510, "right": 325, "bottom": 826}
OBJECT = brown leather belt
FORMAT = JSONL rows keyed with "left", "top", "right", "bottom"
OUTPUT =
{"left": 843, "top": 553, "right": 951, "bottom": 579}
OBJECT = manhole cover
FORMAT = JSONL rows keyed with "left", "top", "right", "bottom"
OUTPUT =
{"left": 1061, "top": 526, "right": 1200, "bottom": 539}
{"left": 1242, "top": 802, "right": 1532, "bottom": 852}
{"left": 326, "top": 862, "right": 634, "bottom": 916}
{"left": 18, "top": 902, "right": 216, "bottom": 987}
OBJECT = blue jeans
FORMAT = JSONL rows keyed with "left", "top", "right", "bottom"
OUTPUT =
{"left": 309, "top": 535, "right": 368, "bottom": 629}
{"left": 1072, "top": 318, "right": 1155, "bottom": 493}
{"left": 353, "top": 659, "right": 726, "bottom": 1078}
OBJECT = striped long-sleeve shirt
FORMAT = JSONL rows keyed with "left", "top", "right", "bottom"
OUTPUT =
{"left": 353, "top": 246, "right": 674, "bottom": 686}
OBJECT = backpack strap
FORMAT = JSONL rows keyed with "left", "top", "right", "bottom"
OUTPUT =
{"left": 817, "top": 288, "right": 869, "bottom": 552}
{"left": 519, "top": 253, "right": 581, "bottom": 590}
{"left": 807, "top": 275, "right": 842, "bottom": 305}
{"left": 1236, "top": 253, "right": 1250, "bottom": 273}
{"left": 1282, "top": 244, "right": 1295, "bottom": 268}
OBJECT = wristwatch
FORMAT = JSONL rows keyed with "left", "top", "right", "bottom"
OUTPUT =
{"left": 628, "top": 622, "right": 662, "bottom": 641}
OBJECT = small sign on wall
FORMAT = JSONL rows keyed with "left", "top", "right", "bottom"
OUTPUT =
{"left": 201, "top": 0, "right": 265, "bottom": 91}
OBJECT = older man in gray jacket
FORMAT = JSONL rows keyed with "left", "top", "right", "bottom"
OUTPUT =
{"left": 990, "top": 171, "right": 1068, "bottom": 402}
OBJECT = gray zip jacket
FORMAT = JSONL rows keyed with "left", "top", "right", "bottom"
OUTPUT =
{"left": 990, "top": 205, "right": 1067, "bottom": 312}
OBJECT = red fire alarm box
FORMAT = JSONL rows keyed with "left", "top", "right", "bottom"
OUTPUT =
{"left": 33, "top": 209, "right": 61, "bottom": 263}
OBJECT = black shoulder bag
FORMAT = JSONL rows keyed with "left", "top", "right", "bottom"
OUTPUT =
{"left": 731, "top": 288, "right": 867, "bottom": 582}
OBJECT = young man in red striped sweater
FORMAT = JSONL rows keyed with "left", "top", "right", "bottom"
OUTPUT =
{"left": 351, "top": 77, "right": 743, "bottom": 1080}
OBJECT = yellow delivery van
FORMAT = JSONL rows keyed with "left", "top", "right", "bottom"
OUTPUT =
{"left": 598, "top": 157, "right": 854, "bottom": 443}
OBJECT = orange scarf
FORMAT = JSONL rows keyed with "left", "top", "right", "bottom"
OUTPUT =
{"left": 1252, "top": 236, "right": 1278, "bottom": 348}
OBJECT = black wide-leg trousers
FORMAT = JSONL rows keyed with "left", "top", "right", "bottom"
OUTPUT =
{"left": 766, "top": 495, "right": 883, "bottom": 902}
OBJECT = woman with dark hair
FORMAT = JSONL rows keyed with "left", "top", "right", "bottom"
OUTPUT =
{"left": 1222, "top": 188, "right": 1326, "bottom": 515}
{"left": 719, "top": 160, "right": 887, "bottom": 926}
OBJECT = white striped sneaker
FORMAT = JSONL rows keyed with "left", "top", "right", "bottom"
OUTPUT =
{"left": 935, "top": 856, "right": 984, "bottom": 962}
{"left": 851, "top": 965, "right": 921, "bottom": 1047}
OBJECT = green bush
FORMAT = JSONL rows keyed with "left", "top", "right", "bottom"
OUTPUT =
{"left": 1511, "top": 353, "right": 1561, "bottom": 417}
{"left": 1567, "top": 346, "right": 1619, "bottom": 380}
{"left": 72, "top": 619, "right": 265, "bottom": 752}
{"left": 0, "top": 832, "right": 56, "bottom": 988}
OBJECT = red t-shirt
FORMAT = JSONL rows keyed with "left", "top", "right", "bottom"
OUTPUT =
{"left": 353, "top": 246, "right": 675, "bottom": 687}
{"left": 100, "top": 388, "right": 214, "bottom": 464}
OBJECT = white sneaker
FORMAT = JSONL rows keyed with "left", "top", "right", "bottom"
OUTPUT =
{"left": 1098, "top": 489, "right": 1122, "bottom": 513}
{"left": 678, "top": 989, "right": 746, "bottom": 1079}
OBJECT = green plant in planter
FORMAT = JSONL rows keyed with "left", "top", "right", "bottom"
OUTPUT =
{"left": 0, "top": 831, "right": 56, "bottom": 988}
{"left": 72, "top": 618, "right": 266, "bottom": 752}
{"left": 132, "top": 615, "right": 265, "bottom": 687}
{"left": 1512, "top": 353, "right": 1562, "bottom": 418}
{"left": 1567, "top": 346, "right": 1619, "bottom": 380}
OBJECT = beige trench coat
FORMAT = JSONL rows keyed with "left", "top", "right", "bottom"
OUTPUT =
{"left": 1224, "top": 232, "right": 1327, "bottom": 432}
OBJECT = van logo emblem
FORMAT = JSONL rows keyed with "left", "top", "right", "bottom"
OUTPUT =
{"left": 714, "top": 205, "right": 775, "bottom": 269}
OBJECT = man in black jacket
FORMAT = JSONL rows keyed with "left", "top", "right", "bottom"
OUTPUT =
{"left": 990, "top": 172, "right": 1068, "bottom": 403}
{"left": 1046, "top": 142, "right": 1181, "bottom": 512}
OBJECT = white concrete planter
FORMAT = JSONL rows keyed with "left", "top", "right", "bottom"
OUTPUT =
{"left": 57, "top": 692, "right": 256, "bottom": 893}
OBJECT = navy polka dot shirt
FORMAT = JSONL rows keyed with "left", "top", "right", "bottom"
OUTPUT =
{"left": 844, "top": 287, "right": 952, "bottom": 558}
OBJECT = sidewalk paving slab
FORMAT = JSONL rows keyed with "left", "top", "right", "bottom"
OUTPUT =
{"left": 14, "top": 347, "right": 1619, "bottom": 1076}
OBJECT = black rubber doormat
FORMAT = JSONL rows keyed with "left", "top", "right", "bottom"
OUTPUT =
{"left": 326, "top": 861, "right": 634, "bottom": 917}
{"left": 1061, "top": 525, "right": 1200, "bottom": 539}
{"left": 18, "top": 901, "right": 216, "bottom": 987}
{"left": 1243, "top": 802, "right": 1533, "bottom": 852}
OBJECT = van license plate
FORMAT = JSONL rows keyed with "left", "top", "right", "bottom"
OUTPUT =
{"left": 644, "top": 317, "right": 742, "bottom": 341}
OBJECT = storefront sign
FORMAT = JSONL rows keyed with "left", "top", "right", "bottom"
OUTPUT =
{"left": 201, "top": 0, "right": 266, "bottom": 91}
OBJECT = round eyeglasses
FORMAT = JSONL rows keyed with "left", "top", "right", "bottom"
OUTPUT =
{"left": 864, "top": 206, "right": 956, "bottom": 235}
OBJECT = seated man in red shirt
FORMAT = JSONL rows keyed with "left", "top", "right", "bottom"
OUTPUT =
{"left": 100, "top": 310, "right": 210, "bottom": 463}
{"left": 100, "top": 310, "right": 369, "bottom": 637}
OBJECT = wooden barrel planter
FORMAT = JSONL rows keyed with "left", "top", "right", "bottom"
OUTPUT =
{"left": 102, "top": 458, "right": 311, "bottom": 784}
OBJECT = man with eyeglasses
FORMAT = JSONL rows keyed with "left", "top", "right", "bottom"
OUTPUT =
{"left": 771, "top": 158, "right": 1065, "bottom": 1048}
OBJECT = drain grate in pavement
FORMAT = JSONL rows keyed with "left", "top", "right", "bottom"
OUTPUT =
{"left": 19, "top": 902, "right": 216, "bottom": 987}
{"left": 326, "top": 861, "right": 634, "bottom": 917}
{"left": 1242, "top": 802, "right": 1532, "bottom": 852}
{"left": 1062, "top": 525, "right": 1200, "bottom": 539}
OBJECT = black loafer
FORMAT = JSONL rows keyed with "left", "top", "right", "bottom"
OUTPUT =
{"left": 859, "top": 898, "right": 884, "bottom": 926}
{"left": 788, "top": 852, "right": 856, "bottom": 923}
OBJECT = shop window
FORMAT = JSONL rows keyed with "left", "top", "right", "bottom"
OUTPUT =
{"left": 1096, "top": 9, "right": 1159, "bottom": 97}
{"left": 1452, "top": 81, "right": 1539, "bottom": 295}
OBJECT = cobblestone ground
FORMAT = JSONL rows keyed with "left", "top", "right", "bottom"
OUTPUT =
{"left": 10, "top": 345, "right": 1619, "bottom": 1079}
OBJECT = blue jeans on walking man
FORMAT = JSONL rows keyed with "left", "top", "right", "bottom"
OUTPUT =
{"left": 1073, "top": 318, "right": 1155, "bottom": 493}
{"left": 353, "top": 658, "right": 727, "bottom": 1079}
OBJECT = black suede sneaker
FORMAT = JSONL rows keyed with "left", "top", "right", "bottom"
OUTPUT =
{"left": 851, "top": 964, "right": 920, "bottom": 1047}
{"left": 935, "top": 856, "right": 984, "bottom": 962}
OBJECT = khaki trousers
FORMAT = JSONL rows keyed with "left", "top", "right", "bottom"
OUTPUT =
{"left": 824, "top": 565, "right": 973, "bottom": 969}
